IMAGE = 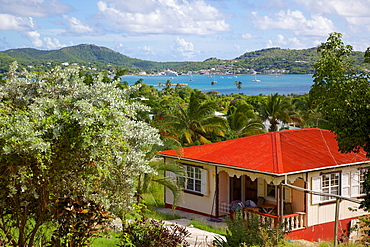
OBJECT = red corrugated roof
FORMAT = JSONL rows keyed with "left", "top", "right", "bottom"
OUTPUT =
{"left": 159, "top": 128, "right": 370, "bottom": 174}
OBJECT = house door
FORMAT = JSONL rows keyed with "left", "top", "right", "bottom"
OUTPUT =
{"left": 244, "top": 175, "right": 257, "bottom": 202}
{"left": 230, "top": 176, "right": 242, "bottom": 202}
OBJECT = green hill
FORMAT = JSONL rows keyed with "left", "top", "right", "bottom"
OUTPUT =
{"left": 1, "top": 44, "right": 369, "bottom": 74}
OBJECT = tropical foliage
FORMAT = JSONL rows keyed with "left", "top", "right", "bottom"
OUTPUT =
{"left": 213, "top": 212, "right": 285, "bottom": 247}
{"left": 309, "top": 32, "right": 370, "bottom": 214}
{"left": 260, "top": 93, "right": 295, "bottom": 131}
{"left": 0, "top": 62, "right": 161, "bottom": 246}
{"left": 158, "top": 90, "right": 228, "bottom": 145}
{"left": 227, "top": 103, "right": 265, "bottom": 137}
{"left": 310, "top": 32, "right": 370, "bottom": 156}
{"left": 136, "top": 160, "right": 185, "bottom": 207}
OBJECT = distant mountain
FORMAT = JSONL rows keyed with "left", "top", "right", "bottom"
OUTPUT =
{"left": 2, "top": 44, "right": 159, "bottom": 69}
{"left": 234, "top": 47, "right": 369, "bottom": 74}
{"left": 1, "top": 44, "right": 369, "bottom": 74}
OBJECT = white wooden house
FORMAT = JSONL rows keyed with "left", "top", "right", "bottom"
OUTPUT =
{"left": 159, "top": 128, "right": 370, "bottom": 241}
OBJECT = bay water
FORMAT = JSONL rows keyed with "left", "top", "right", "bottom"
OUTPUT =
{"left": 122, "top": 74, "right": 314, "bottom": 96}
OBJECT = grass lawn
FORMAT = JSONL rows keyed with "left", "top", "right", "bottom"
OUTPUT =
{"left": 91, "top": 232, "right": 120, "bottom": 247}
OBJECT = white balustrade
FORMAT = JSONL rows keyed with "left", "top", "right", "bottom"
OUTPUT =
{"left": 282, "top": 212, "right": 306, "bottom": 231}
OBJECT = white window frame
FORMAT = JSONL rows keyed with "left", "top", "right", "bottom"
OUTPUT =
{"left": 183, "top": 165, "right": 208, "bottom": 195}
{"left": 321, "top": 172, "right": 340, "bottom": 201}
{"left": 312, "top": 172, "right": 340, "bottom": 204}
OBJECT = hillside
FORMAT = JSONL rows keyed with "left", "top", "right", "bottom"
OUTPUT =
{"left": 1, "top": 44, "right": 369, "bottom": 74}
{"left": 1, "top": 44, "right": 160, "bottom": 72}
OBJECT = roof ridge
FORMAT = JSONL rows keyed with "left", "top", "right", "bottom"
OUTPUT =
{"left": 271, "top": 131, "right": 284, "bottom": 173}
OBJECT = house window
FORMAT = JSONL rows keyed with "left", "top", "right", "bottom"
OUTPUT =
{"left": 321, "top": 173, "right": 340, "bottom": 201}
{"left": 312, "top": 172, "right": 341, "bottom": 204}
{"left": 186, "top": 166, "right": 202, "bottom": 192}
{"left": 183, "top": 165, "right": 208, "bottom": 195}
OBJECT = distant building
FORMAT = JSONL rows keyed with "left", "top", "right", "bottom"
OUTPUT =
{"left": 164, "top": 70, "right": 178, "bottom": 76}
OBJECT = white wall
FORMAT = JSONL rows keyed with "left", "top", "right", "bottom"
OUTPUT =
{"left": 165, "top": 162, "right": 217, "bottom": 216}
{"left": 306, "top": 166, "right": 369, "bottom": 227}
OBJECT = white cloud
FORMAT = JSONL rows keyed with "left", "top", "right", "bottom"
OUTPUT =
{"left": 277, "top": 34, "right": 286, "bottom": 44}
{"left": 234, "top": 44, "right": 241, "bottom": 53}
{"left": 277, "top": 34, "right": 304, "bottom": 48}
{"left": 62, "top": 15, "right": 95, "bottom": 35}
{"left": 114, "top": 43, "right": 157, "bottom": 60}
{"left": 241, "top": 33, "right": 255, "bottom": 39}
{"left": 96, "top": 0, "right": 230, "bottom": 35}
{"left": 346, "top": 17, "right": 370, "bottom": 31}
{"left": 43, "top": 37, "right": 65, "bottom": 49}
{"left": 0, "top": 0, "right": 72, "bottom": 17}
{"left": 25, "top": 30, "right": 65, "bottom": 49}
{"left": 266, "top": 39, "right": 273, "bottom": 48}
{"left": 25, "top": 31, "right": 43, "bottom": 47}
{"left": 252, "top": 10, "right": 336, "bottom": 37}
{"left": 294, "top": 0, "right": 370, "bottom": 16}
{"left": 0, "top": 14, "right": 35, "bottom": 31}
{"left": 294, "top": 0, "right": 370, "bottom": 31}
{"left": 174, "top": 37, "right": 196, "bottom": 59}
{"left": 266, "top": 34, "right": 305, "bottom": 49}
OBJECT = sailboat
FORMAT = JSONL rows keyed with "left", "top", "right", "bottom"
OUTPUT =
{"left": 252, "top": 73, "right": 261, "bottom": 82}
{"left": 211, "top": 74, "right": 217, "bottom": 85}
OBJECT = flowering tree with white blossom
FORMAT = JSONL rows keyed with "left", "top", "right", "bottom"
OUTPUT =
{"left": 0, "top": 62, "right": 162, "bottom": 246}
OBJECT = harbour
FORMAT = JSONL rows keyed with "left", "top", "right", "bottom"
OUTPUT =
{"left": 122, "top": 74, "right": 314, "bottom": 96}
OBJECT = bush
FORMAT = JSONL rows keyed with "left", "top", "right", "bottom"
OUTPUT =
{"left": 213, "top": 212, "right": 285, "bottom": 247}
{"left": 47, "top": 197, "right": 113, "bottom": 247}
{"left": 118, "top": 216, "right": 190, "bottom": 247}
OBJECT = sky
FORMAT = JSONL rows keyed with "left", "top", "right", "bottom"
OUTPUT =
{"left": 0, "top": 0, "right": 369, "bottom": 62}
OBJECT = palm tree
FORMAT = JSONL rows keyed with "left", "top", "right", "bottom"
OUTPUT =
{"left": 161, "top": 90, "right": 228, "bottom": 145}
{"left": 259, "top": 93, "right": 293, "bottom": 132}
{"left": 136, "top": 160, "right": 185, "bottom": 207}
{"left": 165, "top": 79, "right": 172, "bottom": 88}
{"left": 228, "top": 104, "right": 265, "bottom": 137}
{"left": 235, "top": 81, "right": 242, "bottom": 93}
{"left": 292, "top": 95, "right": 322, "bottom": 127}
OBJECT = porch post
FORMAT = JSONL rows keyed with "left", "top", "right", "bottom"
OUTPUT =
{"left": 279, "top": 183, "right": 284, "bottom": 225}
{"left": 334, "top": 198, "right": 340, "bottom": 247}
{"left": 215, "top": 166, "right": 219, "bottom": 217}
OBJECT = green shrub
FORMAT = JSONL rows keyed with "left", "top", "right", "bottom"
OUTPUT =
{"left": 213, "top": 212, "right": 285, "bottom": 247}
{"left": 47, "top": 197, "right": 113, "bottom": 247}
{"left": 118, "top": 217, "right": 190, "bottom": 247}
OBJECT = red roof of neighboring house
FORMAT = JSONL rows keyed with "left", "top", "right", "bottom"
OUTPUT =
{"left": 159, "top": 128, "right": 370, "bottom": 175}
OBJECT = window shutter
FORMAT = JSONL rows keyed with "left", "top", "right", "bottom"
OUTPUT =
{"left": 351, "top": 171, "right": 360, "bottom": 197}
{"left": 312, "top": 176, "right": 321, "bottom": 204}
{"left": 257, "top": 178, "right": 265, "bottom": 197}
{"left": 200, "top": 169, "right": 208, "bottom": 195}
{"left": 342, "top": 173, "right": 350, "bottom": 197}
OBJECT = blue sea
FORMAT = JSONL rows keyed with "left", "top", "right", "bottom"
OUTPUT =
{"left": 122, "top": 74, "right": 314, "bottom": 96}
